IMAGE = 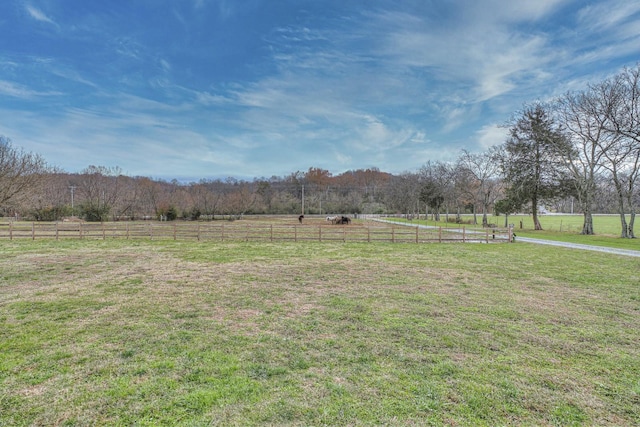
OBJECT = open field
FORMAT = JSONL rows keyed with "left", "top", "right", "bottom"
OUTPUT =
{"left": 1, "top": 235, "right": 638, "bottom": 426}
{"left": 509, "top": 214, "right": 630, "bottom": 235}
{"left": 390, "top": 214, "right": 640, "bottom": 251}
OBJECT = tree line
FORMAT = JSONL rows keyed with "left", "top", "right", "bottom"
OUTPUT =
{"left": 1, "top": 65, "right": 638, "bottom": 238}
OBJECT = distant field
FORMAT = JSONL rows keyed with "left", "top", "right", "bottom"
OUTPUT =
{"left": 390, "top": 214, "right": 639, "bottom": 251}
{"left": 509, "top": 214, "right": 627, "bottom": 235}
{"left": 1, "top": 238, "right": 638, "bottom": 426}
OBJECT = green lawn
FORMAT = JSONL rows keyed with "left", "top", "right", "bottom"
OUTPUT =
{"left": 389, "top": 214, "right": 640, "bottom": 251}
{"left": 1, "top": 239, "right": 639, "bottom": 426}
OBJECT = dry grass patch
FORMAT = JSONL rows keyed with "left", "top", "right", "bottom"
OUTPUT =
{"left": 1, "top": 239, "right": 638, "bottom": 426}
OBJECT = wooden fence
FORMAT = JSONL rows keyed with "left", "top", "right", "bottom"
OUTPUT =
{"left": 0, "top": 221, "right": 513, "bottom": 244}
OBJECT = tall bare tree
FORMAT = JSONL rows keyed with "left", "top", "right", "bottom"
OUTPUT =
{"left": 30, "top": 171, "right": 72, "bottom": 220}
{"left": 606, "top": 65, "right": 640, "bottom": 238}
{"left": 600, "top": 135, "right": 638, "bottom": 238}
{"left": 419, "top": 161, "right": 457, "bottom": 222}
{"left": 0, "top": 136, "right": 49, "bottom": 216}
{"left": 384, "top": 172, "right": 420, "bottom": 216}
{"left": 457, "top": 148, "right": 502, "bottom": 227}
{"left": 556, "top": 81, "right": 620, "bottom": 235}
{"left": 565, "top": 66, "right": 640, "bottom": 237}
{"left": 77, "top": 165, "right": 123, "bottom": 221}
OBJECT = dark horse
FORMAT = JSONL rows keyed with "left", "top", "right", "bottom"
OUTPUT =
{"left": 298, "top": 214, "right": 304, "bottom": 223}
{"left": 337, "top": 216, "right": 351, "bottom": 225}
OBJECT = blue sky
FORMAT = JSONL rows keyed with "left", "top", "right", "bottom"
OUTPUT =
{"left": 1, "top": 0, "right": 639, "bottom": 181}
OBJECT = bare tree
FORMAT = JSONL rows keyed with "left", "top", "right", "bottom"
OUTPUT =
{"left": 223, "top": 182, "right": 256, "bottom": 219}
{"left": 0, "top": 136, "right": 49, "bottom": 216}
{"left": 457, "top": 148, "right": 502, "bottom": 227}
{"left": 77, "top": 165, "right": 123, "bottom": 221}
{"left": 115, "top": 176, "right": 144, "bottom": 220}
{"left": 606, "top": 65, "right": 640, "bottom": 238}
{"left": 418, "top": 161, "right": 456, "bottom": 221}
{"left": 602, "top": 65, "right": 640, "bottom": 238}
{"left": 30, "top": 171, "right": 72, "bottom": 220}
{"left": 384, "top": 172, "right": 420, "bottom": 217}
{"left": 556, "top": 81, "right": 620, "bottom": 235}
{"left": 418, "top": 162, "right": 445, "bottom": 221}
{"left": 598, "top": 136, "right": 639, "bottom": 238}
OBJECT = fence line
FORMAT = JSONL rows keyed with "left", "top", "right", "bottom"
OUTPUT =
{"left": 0, "top": 221, "right": 513, "bottom": 244}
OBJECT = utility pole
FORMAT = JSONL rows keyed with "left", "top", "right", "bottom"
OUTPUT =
{"left": 301, "top": 185, "right": 305, "bottom": 215}
{"left": 69, "top": 185, "right": 76, "bottom": 213}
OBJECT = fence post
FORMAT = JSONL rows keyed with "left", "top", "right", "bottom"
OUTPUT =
{"left": 174, "top": 223, "right": 177, "bottom": 240}
{"left": 392, "top": 227, "right": 395, "bottom": 243}
{"left": 462, "top": 226, "right": 466, "bottom": 243}
{"left": 438, "top": 226, "right": 442, "bottom": 243}
{"left": 103, "top": 222, "right": 106, "bottom": 240}
{"left": 55, "top": 222, "right": 59, "bottom": 241}
{"left": 197, "top": 224, "right": 200, "bottom": 241}
{"left": 415, "top": 226, "right": 419, "bottom": 243}
{"left": 270, "top": 224, "right": 273, "bottom": 242}
{"left": 221, "top": 224, "right": 224, "bottom": 241}
{"left": 149, "top": 223, "right": 153, "bottom": 240}
{"left": 367, "top": 226, "right": 370, "bottom": 243}
{"left": 485, "top": 229, "right": 489, "bottom": 244}
{"left": 294, "top": 225, "right": 297, "bottom": 242}
{"left": 319, "top": 226, "right": 322, "bottom": 242}
{"left": 79, "top": 222, "right": 83, "bottom": 239}
{"left": 9, "top": 222, "right": 12, "bottom": 240}
{"left": 126, "top": 222, "right": 130, "bottom": 240}
{"left": 32, "top": 222, "right": 35, "bottom": 240}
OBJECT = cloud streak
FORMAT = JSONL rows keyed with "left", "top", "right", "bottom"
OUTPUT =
{"left": 25, "top": 4, "right": 57, "bottom": 27}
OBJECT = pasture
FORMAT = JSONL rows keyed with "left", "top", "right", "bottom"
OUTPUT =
{"left": 1, "top": 223, "right": 639, "bottom": 425}
{"left": 0, "top": 216, "right": 512, "bottom": 244}
{"left": 394, "top": 214, "right": 640, "bottom": 251}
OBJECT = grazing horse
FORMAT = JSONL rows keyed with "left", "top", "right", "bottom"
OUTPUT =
{"left": 333, "top": 216, "right": 351, "bottom": 225}
{"left": 298, "top": 214, "right": 304, "bottom": 223}
{"left": 326, "top": 216, "right": 337, "bottom": 223}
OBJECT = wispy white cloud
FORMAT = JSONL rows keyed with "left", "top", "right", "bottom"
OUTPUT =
{"left": 369, "top": 6, "right": 564, "bottom": 105}
{"left": 570, "top": 0, "right": 640, "bottom": 66}
{"left": 0, "top": 80, "right": 61, "bottom": 98}
{"left": 465, "top": 0, "right": 571, "bottom": 23}
{"left": 577, "top": 0, "right": 640, "bottom": 32}
{"left": 476, "top": 124, "right": 510, "bottom": 150}
{"left": 25, "top": 4, "right": 57, "bottom": 26}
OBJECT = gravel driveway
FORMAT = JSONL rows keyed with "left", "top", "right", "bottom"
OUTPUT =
{"left": 516, "top": 236, "right": 640, "bottom": 257}
{"left": 371, "top": 219, "right": 640, "bottom": 258}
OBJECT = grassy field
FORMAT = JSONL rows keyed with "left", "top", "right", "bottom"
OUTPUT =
{"left": 390, "top": 214, "right": 640, "bottom": 252}
{"left": 1, "top": 236, "right": 639, "bottom": 425}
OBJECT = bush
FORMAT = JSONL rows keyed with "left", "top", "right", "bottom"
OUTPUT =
{"left": 164, "top": 206, "right": 178, "bottom": 221}
{"left": 187, "top": 208, "right": 201, "bottom": 221}
{"left": 79, "top": 203, "right": 110, "bottom": 222}
{"left": 31, "top": 205, "right": 72, "bottom": 221}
